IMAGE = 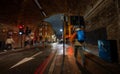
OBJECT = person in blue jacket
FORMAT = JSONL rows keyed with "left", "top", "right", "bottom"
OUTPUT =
{"left": 72, "top": 26, "right": 85, "bottom": 66}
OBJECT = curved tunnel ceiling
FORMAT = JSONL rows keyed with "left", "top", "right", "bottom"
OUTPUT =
{"left": 0, "top": 0, "right": 95, "bottom": 25}
{"left": 0, "top": 0, "right": 99, "bottom": 37}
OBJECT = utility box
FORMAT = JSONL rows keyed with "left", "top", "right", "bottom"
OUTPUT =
{"left": 98, "top": 40, "right": 118, "bottom": 63}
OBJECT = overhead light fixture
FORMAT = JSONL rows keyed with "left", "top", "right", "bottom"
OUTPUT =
{"left": 34, "top": 0, "right": 47, "bottom": 17}
{"left": 41, "top": 11, "right": 47, "bottom": 17}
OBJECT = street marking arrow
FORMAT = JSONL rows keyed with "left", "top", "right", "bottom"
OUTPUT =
{"left": 10, "top": 51, "right": 42, "bottom": 69}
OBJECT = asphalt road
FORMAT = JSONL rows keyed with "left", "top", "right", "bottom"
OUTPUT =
{"left": 0, "top": 43, "right": 86, "bottom": 74}
{"left": 0, "top": 45, "right": 54, "bottom": 74}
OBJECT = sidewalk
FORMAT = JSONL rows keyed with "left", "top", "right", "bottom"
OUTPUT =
{"left": 46, "top": 46, "right": 89, "bottom": 74}
{"left": 0, "top": 48, "right": 22, "bottom": 55}
{"left": 0, "top": 45, "right": 46, "bottom": 55}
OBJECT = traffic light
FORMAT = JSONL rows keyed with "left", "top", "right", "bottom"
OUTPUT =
{"left": 18, "top": 25, "right": 24, "bottom": 35}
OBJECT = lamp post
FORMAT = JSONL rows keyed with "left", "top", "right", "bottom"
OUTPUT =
{"left": 19, "top": 32, "right": 23, "bottom": 48}
{"left": 61, "top": 15, "right": 65, "bottom": 58}
{"left": 60, "top": 14, "right": 68, "bottom": 74}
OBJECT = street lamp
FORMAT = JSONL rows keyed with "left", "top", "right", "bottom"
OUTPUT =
{"left": 60, "top": 29, "right": 63, "bottom": 32}
{"left": 60, "top": 29, "right": 63, "bottom": 39}
{"left": 60, "top": 14, "right": 66, "bottom": 74}
{"left": 60, "top": 15, "right": 65, "bottom": 59}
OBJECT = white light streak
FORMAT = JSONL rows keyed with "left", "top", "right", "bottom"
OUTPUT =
{"left": 34, "top": 0, "right": 42, "bottom": 9}
{"left": 42, "top": 11, "right": 47, "bottom": 17}
{"left": 9, "top": 51, "right": 42, "bottom": 69}
{"left": 34, "top": 0, "right": 47, "bottom": 17}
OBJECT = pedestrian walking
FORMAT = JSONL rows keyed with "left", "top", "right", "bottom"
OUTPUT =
{"left": 5, "top": 36, "right": 15, "bottom": 50}
{"left": 71, "top": 26, "right": 86, "bottom": 66}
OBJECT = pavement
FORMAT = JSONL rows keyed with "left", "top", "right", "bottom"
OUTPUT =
{"left": 42, "top": 43, "right": 120, "bottom": 74}
{"left": 43, "top": 44, "right": 89, "bottom": 74}
{"left": 0, "top": 45, "right": 45, "bottom": 55}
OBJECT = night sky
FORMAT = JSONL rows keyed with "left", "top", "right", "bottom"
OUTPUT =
{"left": 44, "top": 14, "right": 64, "bottom": 38}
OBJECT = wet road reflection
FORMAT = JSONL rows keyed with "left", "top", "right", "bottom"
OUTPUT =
{"left": 51, "top": 42, "right": 74, "bottom": 56}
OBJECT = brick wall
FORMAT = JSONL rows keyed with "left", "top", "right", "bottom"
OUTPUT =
{"left": 0, "top": 24, "right": 39, "bottom": 49}
{"left": 85, "top": 0, "right": 120, "bottom": 63}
